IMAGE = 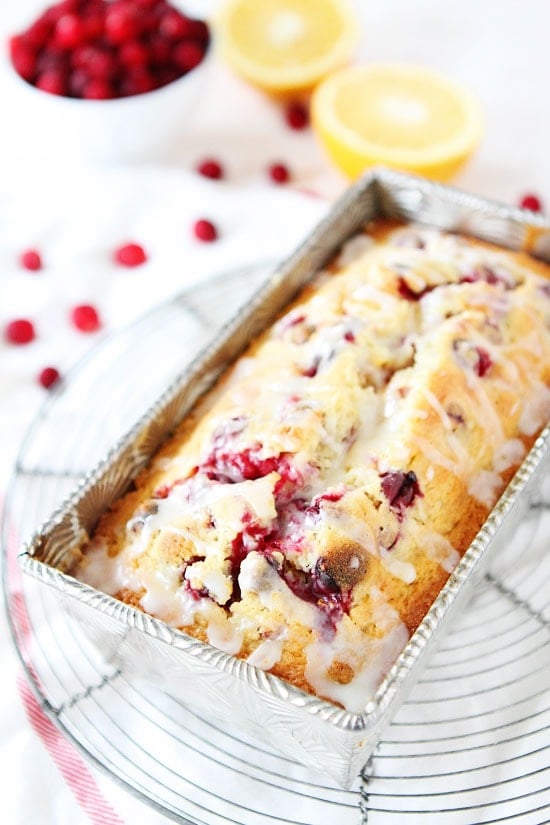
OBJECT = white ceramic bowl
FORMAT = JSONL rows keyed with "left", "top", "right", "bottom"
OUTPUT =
{"left": 3, "top": 5, "right": 212, "bottom": 165}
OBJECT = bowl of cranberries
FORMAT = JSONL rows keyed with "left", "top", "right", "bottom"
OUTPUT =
{"left": 6, "top": 0, "right": 211, "bottom": 162}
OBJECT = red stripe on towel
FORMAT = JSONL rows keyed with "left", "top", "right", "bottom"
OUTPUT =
{"left": 3, "top": 497, "right": 125, "bottom": 825}
{"left": 18, "top": 676, "right": 125, "bottom": 825}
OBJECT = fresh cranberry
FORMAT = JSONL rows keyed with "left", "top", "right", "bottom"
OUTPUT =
{"left": 159, "top": 9, "right": 193, "bottom": 39}
{"left": 344, "top": 330, "right": 356, "bottom": 342}
{"left": 9, "top": 36, "right": 37, "bottom": 81}
{"left": 38, "top": 366, "right": 61, "bottom": 389}
{"left": 82, "top": 78, "right": 115, "bottom": 99}
{"left": 9, "top": 0, "right": 209, "bottom": 100}
{"left": 148, "top": 34, "right": 171, "bottom": 65}
{"left": 20, "top": 249, "right": 42, "bottom": 271}
{"left": 114, "top": 242, "right": 148, "bottom": 267}
{"left": 134, "top": 0, "right": 160, "bottom": 8}
{"left": 196, "top": 158, "right": 224, "bottom": 180}
{"left": 105, "top": 3, "right": 141, "bottom": 45}
{"left": 173, "top": 40, "right": 205, "bottom": 72}
{"left": 36, "top": 50, "right": 68, "bottom": 75}
{"left": 120, "top": 68, "right": 156, "bottom": 96}
{"left": 54, "top": 14, "right": 86, "bottom": 49}
{"left": 187, "top": 19, "right": 209, "bottom": 42}
{"left": 381, "top": 470, "right": 421, "bottom": 515}
{"left": 71, "top": 304, "right": 101, "bottom": 332}
{"left": 153, "top": 65, "right": 180, "bottom": 88}
{"left": 193, "top": 219, "right": 218, "bottom": 242}
{"left": 25, "top": 18, "right": 54, "bottom": 49}
{"left": 50, "top": 0, "right": 81, "bottom": 16}
{"left": 68, "top": 69, "right": 90, "bottom": 97}
{"left": 519, "top": 193, "right": 543, "bottom": 213}
{"left": 72, "top": 45, "right": 115, "bottom": 78}
{"left": 5, "top": 318, "right": 36, "bottom": 345}
{"left": 284, "top": 101, "right": 309, "bottom": 130}
{"left": 119, "top": 40, "right": 149, "bottom": 69}
{"left": 82, "top": 11, "right": 105, "bottom": 41}
{"left": 36, "top": 69, "right": 66, "bottom": 95}
{"left": 269, "top": 163, "right": 290, "bottom": 184}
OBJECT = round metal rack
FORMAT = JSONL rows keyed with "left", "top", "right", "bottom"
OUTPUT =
{"left": 2, "top": 264, "right": 549, "bottom": 825}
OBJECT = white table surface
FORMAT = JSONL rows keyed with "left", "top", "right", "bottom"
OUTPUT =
{"left": 1, "top": 1, "right": 549, "bottom": 823}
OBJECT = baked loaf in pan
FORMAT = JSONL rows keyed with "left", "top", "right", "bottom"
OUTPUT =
{"left": 74, "top": 221, "right": 550, "bottom": 712}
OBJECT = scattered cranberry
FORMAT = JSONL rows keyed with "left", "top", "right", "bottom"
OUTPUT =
{"left": 193, "top": 219, "right": 218, "bottom": 242}
{"left": 71, "top": 303, "right": 101, "bottom": 332}
{"left": 268, "top": 163, "right": 291, "bottom": 184}
{"left": 5, "top": 318, "right": 36, "bottom": 345}
{"left": 20, "top": 249, "right": 43, "bottom": 271}
{"left": 196, "top": 158, "right": 224, "bottom": 180}
{"left": 38, "top": 366, "right": 61, "bottom": 389}
{"left": 114, "top": 242, "right": 148, "bottom": 267}
{"left": 519, "top": 193, "right": 543, "bottom": 213}
{"left": 284, "top": 101, "right": 309, "bottom": 130}
{"left": 8, "top": 0, "right": 210, "bottom": 100}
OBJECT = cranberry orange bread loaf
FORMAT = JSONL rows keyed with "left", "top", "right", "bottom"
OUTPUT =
{"left": 74, "top": 221, "right": 550, "bottom": 712}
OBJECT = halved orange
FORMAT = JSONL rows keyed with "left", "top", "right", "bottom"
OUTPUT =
{"left": 311, "top": 63, "right": 483, "bottom": 181}
{"left": 214, "top": 0, "right": 359, "bottom": 94}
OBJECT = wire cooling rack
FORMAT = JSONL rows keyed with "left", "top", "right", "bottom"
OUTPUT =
{"left": 2, "top": 263, "right": 550, "bottom": 825}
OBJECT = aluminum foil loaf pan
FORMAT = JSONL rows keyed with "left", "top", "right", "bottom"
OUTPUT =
{"left": 20, "top": 169, "right": 550, "bottom": 788}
